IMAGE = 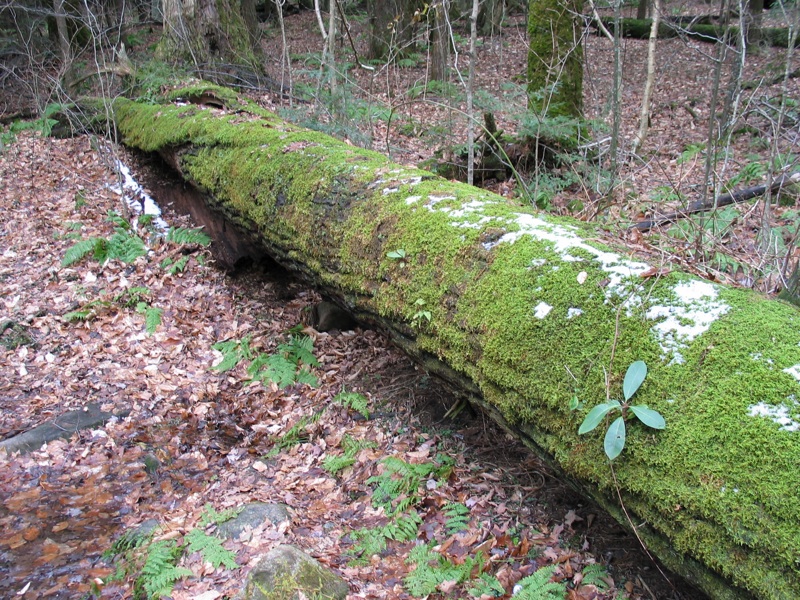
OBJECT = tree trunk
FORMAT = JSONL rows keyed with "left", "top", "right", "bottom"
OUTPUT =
{"left": 527, "top": 0, "right": 584, "bottom": 119}
{"left": 429, "top": 0, "right": 450, "bottom": 81}
{"left": 160, "top": 0, "right": 262, "bottom": 82}
{"left": 109, "top": 85, "right": 800, "bottom": 600}
{"left": 366, "top": 0, "right": 424, "bottom": 60}
{"left": 479, "top": 0, "right": 505, "bottom": 35}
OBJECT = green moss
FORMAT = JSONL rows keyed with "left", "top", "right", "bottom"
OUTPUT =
{"left": 113, "top": 87, "right": 800, "bottom": 599}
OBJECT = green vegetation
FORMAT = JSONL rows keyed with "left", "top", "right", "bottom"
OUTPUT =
{"left": 0, "top": 103, "right": 64, "bottom": 150}
{"left": 332, "top": 390, "right": 370, "bottom": 419}
{"left": 104, "top": 506, "right": 238, "bottom": 599}
{"left": 321, "top": 434, "right": 376, "bottom": 476}
{"left": 212, "top": 333, "right": 320, "bottom": 389}
{"left": 578, "top": 361, "right": 666, "bottom": 460}
{"left": 266, "top": 411, "right": 323, "bottom": 458}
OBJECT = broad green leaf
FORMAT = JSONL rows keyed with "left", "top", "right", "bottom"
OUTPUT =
{"left": 623, "top": 361, "right": 647, "bottom": 401}
{"left": 630, "top": 405, "right": 666, "bottom": 429}
{"left": 604, "top": 416, "right": 626, "bottom": 460}
{"left": 578, "top": 400, "right": 620, "bottom": 435}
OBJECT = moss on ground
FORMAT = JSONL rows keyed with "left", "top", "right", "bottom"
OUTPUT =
{"left": 113, "top": 87, "right": 800, "bottom": 600}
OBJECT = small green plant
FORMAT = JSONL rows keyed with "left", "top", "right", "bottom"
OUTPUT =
{"left": 468, "top": 573, "right": 506, "bottom": 597}
{"left": 136, "top": 539, "right": 192, "bottom": 599}
{"left": 198, "top": 503, "right": 242, "bottom": 527}
{"left": 212, "top": 336, "right": 253, "bottom": 372}
{"left": 165, "top": 226, "right": 212, "bottom": 247}
{"left": 387, "top": 248, "right": 407, "bottom": 267}
{"left": 1, "top": 103, "right": 64, "bottom": 150}
{"left": 442, "top": 501, "right": 471, "bottom": 534}
{"left": 404, "top": 542, "right": 483, "bottom": 596}
{"left": 322, "top": 434, "right": 377, "bottom": 476}
{"left": 184, "top": 529, "right": 238, "bottom": 569}
{"left": 266, "top": 411, "right": 323, "bottom": 458}
{"left": 368, "top": 455, "right": 454, "bottom": 516}
{"left": 579, "top": 563, "right": 611, "bottom": 591}
{"left": 247, "top": 334, "right": 320, "bottom": 388}
{"left": 332, "top": 390, "right": 370, "bottom": 419}
{"left": 578, "top": 361, "right": 665, "bottom": 460}
{"left": 62, "top": 211, "right": 148, "bottom": 267}
{"left": 512, "top": 564, "right": 566, "bottom": 599}
{"left": 411, "top": 299, "right": 431, "bottom": 328}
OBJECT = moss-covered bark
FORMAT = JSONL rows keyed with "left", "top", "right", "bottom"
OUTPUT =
{"left": 527, "top": 0, "right": 584, "bottom": 118}
{"left": 111, "top": 85, "right": 800, "bottom": 600}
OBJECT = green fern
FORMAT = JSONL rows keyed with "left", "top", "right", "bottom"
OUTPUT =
{"left": 62, "top": 238, "right": 103, "bottom": 267}
{"left": 322, "top": 454, "right": 356, "bottom": 475}
{"left": 513, "top": 565, "right": 566, "bottom": 600}
{"left": 166, "top": 255, "right": 190, "bottom": 274}
{"left": 248, "top": 352, "right": 302, "bottom": 388}
{"left": 323, "top": 434, "right": 377, "bottom": 475}
{"left": 106, "top": 210, "right": 131, "bottom": 229}
{"left": 580, "top": 563, "right": 610, "bottom": 591}
{"left": 212, "top": 336, "right": 253, "bottom": 372}
{"left": 368, "top": 456, "right": 453, "bottom": 515}
{"left": 443, "top": 502, "right": 471, "bottom": 534}
{"left": 137, "top": 540, "right": 192, "bottom": 599}
{"left": 468, "top": 573, "right": 505, "bottom": 598}
{"left": 404, "top": 543, "right": 479, "bottom": 596}
{"left": 166, "top": 226, "right": 212, "bottom": 246}
{"left": 136, "top": 303, "right": 163, "bottom": 335}
{"left": 198, "top": 503, "right": 242, "bottom": 527}
{"left": 63, "top": 299, "right": 111, "bottom": 322}
{"left": 266, "top": 412, "right": 323, "bottom": 457}
{"left": 333, "top": 390, "right": 370, "bottom": 419}
{"left": 384, "top": 512, "right": 422, "bottom": 541}
{"left": 348, "top": 526, "right": 388, "bottom": 563}
{"left": 107, "top": 230, "right": 147, "bottom": 264}
{"left": 184, "top": 529, "right": 238, "bottom": 569}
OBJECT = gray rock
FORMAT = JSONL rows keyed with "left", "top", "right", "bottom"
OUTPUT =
{"left": 217, "top": 502, "right": 291, "bottom": 540}
{"left": 0, "top": 403, "right": 126, "bottom": 455}
{"left": 240, "top": 545, "right": 348, "bottom": 600}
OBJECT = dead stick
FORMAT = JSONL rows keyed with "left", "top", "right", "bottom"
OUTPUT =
{"left": 630, "top": 171, "right": 800, "bottom": 231}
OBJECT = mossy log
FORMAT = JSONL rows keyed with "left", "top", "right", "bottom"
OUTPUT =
{"left": 590, "top": 17, "right": 800, "bottom": 47}
{"left": 110, "top": 84, "right": 800, "bottom": 600}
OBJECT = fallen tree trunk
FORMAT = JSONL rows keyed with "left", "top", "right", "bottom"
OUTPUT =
{"left": 109, "top": 84, "right": 800, "bottom": 600}
{"left": 630, "top": 171, "right": 800, "bottom": 231}
{"left": 589, "top": 17, "right": 800, "bottom": 47}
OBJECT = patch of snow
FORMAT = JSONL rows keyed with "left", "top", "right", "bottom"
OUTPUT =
{"left": 645, "top": 281, "right": 729, "bottom": 365}
{"left": 533, "top": 302, "right": 552, "bottom": 319}
{"left": 748, "top": 401, "right": 800, "bottom": 432}
{"left": 567, "top": 307, "right": 583, "bottom": 319}
{"left": 111, "top": 161, "right": 169, "bottom": 231}
{"left": 405, "top": 195, "right": 422, "bottom": 205}
{"left": 530, "top": 258, "right": 546, "bottom": 268}
{"left": 784, "top": 364, "right": 800, "bottom": 382}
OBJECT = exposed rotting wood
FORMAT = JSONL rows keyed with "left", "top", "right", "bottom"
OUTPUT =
{"left": 108, "top": 84, "right": 800, "bottom": 600}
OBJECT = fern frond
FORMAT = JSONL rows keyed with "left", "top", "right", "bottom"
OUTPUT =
{"left": 580, "top": 563, "right": 610, "bottom": 591}
{"left": 106, "top": 210, "right": 131, "bottom": 229}
{"left": 322, "top": 454, "right": 356, "bottom": 475}
{"left": 62, "top": 238, "right": 102, "bottom": 267}
{"left": 167, "top": 255, "right": 190, "bottom": 274}
{"left": 108, "top": 230, "right": 147, "bottom": 264}
{"left": 138, "top": 540, "right": 192, "bottom": 599}
{"left": 166, "top": 226, "right": 211, "bottom": 246}
{"left": 184, "top": 529, "right": 237, "bottom": 569}
{"left": 198, "top": 503, "right": 242, "bottom": 527}
{"left": 333, "top": 391, "right": 370, "bottom": 419}
{"left": 384, "top": 512, "right": 421, "bottom": 541}
{"left": 468, "top": 573, "right": 505, "bottom": 598}
{"left": 514, "top": 565, "right": 566, "bottom": 600}
{"left": 443, "top": 502, "right": 471, "bottom": 534}
{"left": 212, "top": 336, "right": 252, "bottom": 372}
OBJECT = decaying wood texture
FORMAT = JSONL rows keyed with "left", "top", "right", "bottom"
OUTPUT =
{"left": 109, "top": 84, "right": 800, "bottom": 600}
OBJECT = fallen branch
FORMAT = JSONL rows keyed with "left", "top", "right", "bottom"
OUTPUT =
{"left": 630, "top": 171, "right": 800, "bottom": 231}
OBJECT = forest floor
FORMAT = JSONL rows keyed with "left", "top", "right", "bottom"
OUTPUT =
{"left": 1, "top": 3, "right": 798, "bottom": 599}
{"left": 0, "top": 133, "right": 704, "bottom": 599}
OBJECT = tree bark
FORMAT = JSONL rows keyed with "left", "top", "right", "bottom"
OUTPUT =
{"left": 161, "top": 0, "right": 262, "bottom": 82}
{"left": 109, "top": 85, "right": 800, "bottom": 600}
{"left": 527, "top": 0, "right": 584, "bottom": 119}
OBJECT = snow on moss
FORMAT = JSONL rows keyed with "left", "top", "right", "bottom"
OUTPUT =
{"left": 645, "top": 281, "right": 730, "bottom": 364}
{"left": 748, "top": 399, "right": 800, "bottom": 431}
{"left": 533, "top": 302, "right": 553, "bottom": 319}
